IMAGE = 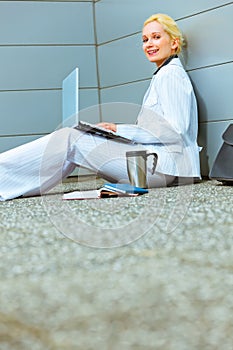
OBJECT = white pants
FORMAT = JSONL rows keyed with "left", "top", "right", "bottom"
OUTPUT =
{"left": 0, "top": 128, "right": 175, "bottom": 201}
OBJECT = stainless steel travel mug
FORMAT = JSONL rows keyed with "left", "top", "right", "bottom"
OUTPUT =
{"left": 126, "top": 150, "right": 157, "bottom": 188}
{"left": 126, "top": 150, "right": 147, "bottom": 188}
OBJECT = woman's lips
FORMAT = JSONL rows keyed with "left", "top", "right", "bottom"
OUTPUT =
{"left": 147, "top": 49, "right": 158, "bottom": 56}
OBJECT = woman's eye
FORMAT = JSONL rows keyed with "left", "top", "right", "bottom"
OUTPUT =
{"left": 142, "top": 35, "right": 161, "bottom": 43}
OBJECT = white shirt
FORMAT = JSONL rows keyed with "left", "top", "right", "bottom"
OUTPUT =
{"left": 117, "top": 57, "right": 201, "bottom": 177}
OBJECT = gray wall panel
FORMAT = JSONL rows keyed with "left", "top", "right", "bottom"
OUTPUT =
{"left": 79, "top": 89, "right": 100, "bottom": 124}
{"left": 96, "top": 0, "right": 231, "bottom": 44}
{"left": 100, "top": 80, "right": 149, "bottom": 107}
{"left": 3, "top": 0, "right": 93, "bottom": 2}
{"left": 0, "top": 0, "right": 97, "bottom": 153}
{"left": 98, "top": 3, "right": 233, "bottom": 89}
{"left": 0, "top": 90, "right": 61, "bottom": 135}
{"left": 0, "top": 2, "right": 94, "bottom": 45}
{"left": 98, "top": 34, "right": 154, "bottom": 88}
{"left": 0, "top": 135, "right": 44, "bottom": 153}
{"left": 0, "top": 87, "right": 99, "bottom": 138}
{"left": 179, "top": 5, "right": 233, "bottom": 70}
{"left": 199, "top": 120, "right": 233, "bottom": 176}
{"left": 0, "top": 46, "right": 97, "bottom": 90}
{"left": 189, "top": 63, "right": 233, "bottom": 123}
{"left": 79, "top": 89, "right": 99, "bottom": 112}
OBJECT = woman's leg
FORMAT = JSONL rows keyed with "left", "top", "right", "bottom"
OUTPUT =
{"left": 0, "top": 128, "right": 77, "bottom": 201}
{"left": 0, "top": 127, "right": 136, "bottom": 201}
{"left": 0, "top": 126, "right": 175, "bottom": 201}
{"left": 68, "top": 131, "right": 176, "bottom": 187}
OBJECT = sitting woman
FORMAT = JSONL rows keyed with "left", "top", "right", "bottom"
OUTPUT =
{"left": 0, "top": 13, "right": 201, "bottom": 201}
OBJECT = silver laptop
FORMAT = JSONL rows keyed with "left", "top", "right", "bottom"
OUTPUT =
{"left": 74, "top": 120, "right": 135, "bottom": 144}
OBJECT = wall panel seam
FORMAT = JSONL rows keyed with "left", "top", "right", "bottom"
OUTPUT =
{"left": 96, "top": 2, "right": 233, "bottom": 47}
{"left": 0, "top": 88, "right": 61, "bottom": 93}
{"left": 188, "top": 60, "right": 233, "bottom": 73}
{"left": 100, "top": 78, "right": 151, "bottom": 90}
{"left": 0, "top": 44, "right": 95, "bottom": 47}
{"left": 199, "top": 119, "right": 233, "bottom": 125}
{"left": 97, "top": 32, "right": 140, "bottom": 47}
{"left": 175, "top": 1, "right": 233, "bottom": 21}
{"left": 0, "top": 134, "right": 49, "bottom": 138}
{"left": 0, "top": 87, "right": 97, "bottom": 93}
{"left": 16, "top": 1, "right": 94, "bottom": 2}
{"left": 93, "top": 0, "right": 102, "bottom": 119}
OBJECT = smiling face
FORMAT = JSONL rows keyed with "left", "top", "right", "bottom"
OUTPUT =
{"left": 142, "top": 21, "right": 178, "bottom": 67}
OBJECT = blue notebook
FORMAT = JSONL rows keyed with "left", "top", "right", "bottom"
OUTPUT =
{"left": 103, "top": 183, "right": 148, "bottom": 194}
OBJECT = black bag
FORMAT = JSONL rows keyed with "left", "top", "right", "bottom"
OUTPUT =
{"left": 210, "top": 124, "right": 233, "bottom": 184}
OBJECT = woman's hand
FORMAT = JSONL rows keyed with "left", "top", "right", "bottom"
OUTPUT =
{"left": 96, "top": 122, "right": 117, "bottom": 132}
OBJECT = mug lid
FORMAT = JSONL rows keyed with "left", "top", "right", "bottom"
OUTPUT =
{"left": 126, "top": 150, "right": 147, "bottom": 157}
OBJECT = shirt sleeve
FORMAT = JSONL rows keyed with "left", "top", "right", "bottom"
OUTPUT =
{"left": 116, "top": 123, "right": 163, "bottom": 144}
{"left": 117, "top": 64, "right": 194, "bottom": 149}
{"left": 135, "top": 66, "right": 194, "bottom": 147}
{"left": 157, "top": 66, "right": 193, "bottom": 135}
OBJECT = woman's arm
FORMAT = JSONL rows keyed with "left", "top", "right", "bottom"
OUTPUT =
{"left": 158, "top": 68, "right": 193, "bottom": 135}
{"left": 136, "top": 66, "right": 195, "bottom": 145}
{"left": 96, "top": 66, "right": 195, "bottom": 146}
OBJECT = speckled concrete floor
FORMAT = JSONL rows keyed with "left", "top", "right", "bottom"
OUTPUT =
{"left": 0, "top": 178, "right": 233, "bottom": 350}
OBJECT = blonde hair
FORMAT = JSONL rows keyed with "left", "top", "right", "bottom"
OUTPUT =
{"left": 143, "top": 13, "right": 184, "bottom": 54}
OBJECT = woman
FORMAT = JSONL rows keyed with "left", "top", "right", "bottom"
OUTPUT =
{"left": 0, "top": 13, "right": 201, "bottom": 201}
